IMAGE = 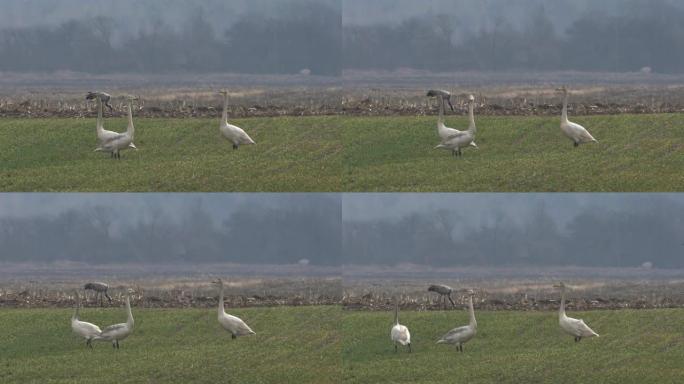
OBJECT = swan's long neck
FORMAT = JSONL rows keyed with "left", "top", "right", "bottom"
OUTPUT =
{"left": 125, "top": 295, "right": 134, "bottom": 327}
{"left": 96, "top": 98, "right": 104, "bottom": 134}
{"left": 221, "top": 93, "right": 229, "bottom": 123}
{"left": 468, "top": 295, "right": 476, "bottom": 328}
{"left": 394, "top": 300, "right": 399, "bottom": 325}
{"left": 218, "top": 282, "right": 225, "bottom": 315}
{"left": 73, "top": 293, "right": 80, "bottom": 320}
{"left": 467, "top": 102, "right": 476, "bottom": 133}
{"left": 559, "top": 288, "right": 566, "bottom": 317}
{"left": 438, "top": 97, "right": 445, "bottom": 125}
{"left": 561, "top": 92, "right": 569, "bottom": 123}
{"left": 126, "top": 101, "right": 134, "bottom": 137}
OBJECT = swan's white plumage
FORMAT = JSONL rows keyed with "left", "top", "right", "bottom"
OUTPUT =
{"left": 390, "top": 299, "right": 411, "bottom": 351}
{"left": 558, "top": 87, "right": 598, "bottom": 146}
{"left": 219, "top": 91, "right": 255, "bottom": 149}
{"left": 94, "top": 97, "right": 137, "bottom": 157}
{"left": 556, "top": 282, "right": 599, "bottom": 340}
{"left": 435, "top": 95, "right": 478, "bottom": 155}
{"left": 93, "top": 289, "right": 135, "bottom": 348}
{"left": 214, "top": 278, "right": 256, "bottom": 338}
{"left": 71, "top": 291, "right": 101, "bottom": 347}
{"left": 437, "top": 290, "right": 477, "bottom": 351}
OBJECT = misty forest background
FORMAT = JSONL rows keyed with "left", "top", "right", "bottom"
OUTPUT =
{"left": 1, "top": 0, "right": 684, "bottom": 74}
{"left": 1, "top": 198, "right": 683, "bottom": 268}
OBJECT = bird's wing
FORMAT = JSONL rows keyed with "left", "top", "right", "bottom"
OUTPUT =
{"left": 100, "top": 323, "right": 126, "bottom": 335}
{"left": 568, "top": 122, "right": 597, "bottom": 142}
{"left": 440, "top": 325, "right": 470, "bottom": 340}
{"left": 445, "top": 131, "right": 469, "bottom": 140}
{"left": 101, "top": 132, "right": 127, "bottom": 144}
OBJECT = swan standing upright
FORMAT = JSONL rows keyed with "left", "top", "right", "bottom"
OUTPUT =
{"left": 557, "top": 87, "right": 598, "bottom": 147}
{"left": 213, "top": 278, "right": 256, "bottom": 339}
{"left": 436, "top": 289, "right": 477, "bottom": 352}
{"left": 218, "top": 90, "right": 255, "bottom": 150}
{"left": 71, "top": 290, "right": 102, "bottom": 348}
{"left": 93, "top": 96, "right": 138, "bottom": 159}
{"left": 390, "top": 297, "right": 411, "bottom": 353}
{"left": 93, "top": 288, "right": 135, "bottom": 349}
{"left": 554, "top": 282, "right": 599, "bottom": 342}
{"left": 434, "top": 95, "right": 478, "bottom": 157}
{"left": 427, "top": 90, "right": 477, "bottom": 155}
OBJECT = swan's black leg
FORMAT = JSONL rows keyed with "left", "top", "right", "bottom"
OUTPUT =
{"left": 394, "top": 344, "right": 397, "bottom": 352}
{"left": 574, "top": 142, "right": 579, "bottom": 147}
{"left": 232, "top": 334, "right": 237, "bottom": 339}
{"left": 408, "top": 343, "right": 412, "bottom": 353}
{"left": 233, "top": 144, "right": 238, "bottom": 150}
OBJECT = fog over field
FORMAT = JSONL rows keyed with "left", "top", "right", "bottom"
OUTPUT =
{"left": 1, "top": 0, "right": 683, "bottom": 74}
{"left": 0, "top": 194, "right": 341, "bottom": 265}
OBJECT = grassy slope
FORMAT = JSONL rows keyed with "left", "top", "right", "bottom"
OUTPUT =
{"left": 342, "top": 114, "right": 684, "bottom": 191}
{"left": 0, "top": 306, "right": 341, "bottom": 384}
{"left": 343, "top": 308, "right": 684, "bottom": 384}
{"left": 0, "top": 117, "right": 341, "bottom": 191}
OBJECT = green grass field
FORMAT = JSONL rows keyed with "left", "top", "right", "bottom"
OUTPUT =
{"left": 343, "top": 308, "right": 684, "bottom": 384}
{"left": 342, "top": 114, "right": 684, "bottom": 191}
{"left": 0, "top": 117, "right": 341, "bottom": 191}
{"left": 0, "top": 306, "right": 340, "bottom": 384}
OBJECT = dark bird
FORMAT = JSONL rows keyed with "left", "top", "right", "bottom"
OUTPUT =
{"left": 84, "top": 282, "right": 113, "bottom": 306}
{"left": 428, "top": 284, "right": 456, "bottom": 308}
{"left": 86, "top": 91, "right": 114, "bottom": 112}
{"left": 426, "top": 89, "right": 455, "bottom": 112}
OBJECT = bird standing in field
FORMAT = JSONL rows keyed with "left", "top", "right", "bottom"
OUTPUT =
{"left": 94, "top": 95, "right": 138, "bottom": 159}
{"left": 554, "top": 282, "right": 599, "bottom": 342}
{"left": 71, "top": 290, "right": 102, "bottom": 348}
{"left": 212, "top": 278, "right": 256, "bottom": 339}
{"left": 218, "top": 90, "right": 255, "bottom": 150}
{"left": 390, "top": 297, "right": 411, "bottom": 353}
{"left": 427, "top": 90, "right": 477, "bottom": 154}
{"left": 93, "top": 288, "right": 135, "bottom": 349}
{"left": 84, "top": 282, "right": 112, "bottom": 307}
{"left": 434, "top": 95, "right": 478, "bottom": 157}
{"left": 428, "top": 284, "right": 456, "bottom": 308}
{"left": 436, "top": 289, "right": 477, "bottom": 352}
{"left": 556, "top": 86, "right": 598, "bottom": 147}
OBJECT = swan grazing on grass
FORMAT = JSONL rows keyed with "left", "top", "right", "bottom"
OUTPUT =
{"left": 213, "top": 278, "right": 256, "bottom": 339}
{"left": 93, "top": 289, "right": 135, "bottom": 349}
{"left": 71, "top": 290, "right": 102, "bottom": 348}
{"left": 554, "top": 282, "right": 599, "bottom": 342}
{"left": 218, "top": 90, "right": 255, "bottom": 150}
{"left": 427, "top": 90, "right": 477, "bottom": 154}
{"left": 390, "top": 297, "right": 411, "bottom": 353}
{"left": 557, "top": 86, "right": 598, "bottom": 147}
{"left": 434, "top": 95, "right": 478, "bottom": 157}
{"left": 437, "top": 289, "right": 477, "bottom": 352}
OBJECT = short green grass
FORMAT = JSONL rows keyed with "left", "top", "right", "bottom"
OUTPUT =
{"left": 343, "top": 308, "right": 684, "bottom": 384}
{"left": 0, "top": 117, "right": 341, "bottom": 191}
{"left": 342, "top": 114, "right": 684, "bottom": 191}
{"left": 0, "top": 306, "right": 341, "bottom": 384}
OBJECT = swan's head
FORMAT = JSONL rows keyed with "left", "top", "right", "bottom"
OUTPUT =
{"left": 553, "top": 282, "right": 566, "bottom": 290}
{"left": 464, "top": 289, "right": 475, "bottom": 296}
{"left": 555, "top": 86, "right": 568, "bottom": 94}
{"left": 126, "top": 288, "right": 136, "bottom": 295}
{"left": 468, "top": 94, "right": 475, "bottom": 104}
{"left": 218, "top": 90, "right": 229, "bottom": 96}
{"left": 211, "top": 278, "right": 224, "bottom": 285}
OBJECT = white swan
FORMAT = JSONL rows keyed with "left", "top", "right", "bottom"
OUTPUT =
{"left": 434, "top": 95, "right": 478, "bottom": 157}
{"left": 436, "top": 289, "right": 477, "bottom": 352}
{"left": 93, "top": 288, "right": 135, "bottom": 349}
{"left": 218, "top": 90, "right": 255, "bottom": 150}
{"left": 87, "top": 92, "right": 136, "bottom": 157}
{"left": 94, "top": 96, "right": 138, "bottom": 159}
{"left": 554, "top": 282, "right": 599, "bottom": 342}
{"left": 427, "top": 90, "right": 477, "bottom": 154}
{"left": 557, "top": 87, "right": 598, "bottom": 147}
{"left": 71, "top": 290, "right": 102, "bottom": 348}
{"left": 390, "top": 297, "right": 411, "bottom": 353}
{"left": 213, "top": 278, "right": 256, "bottom": 339}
